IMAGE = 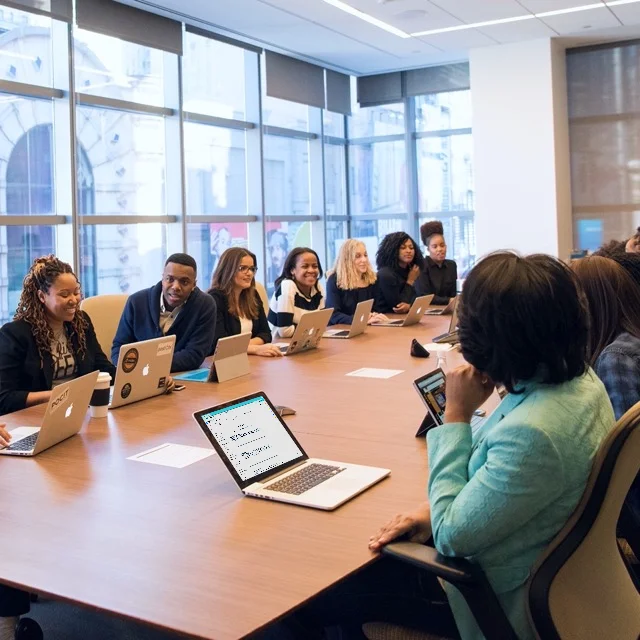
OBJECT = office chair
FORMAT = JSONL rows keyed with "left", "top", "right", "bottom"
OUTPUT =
{"left": 80, "top": 294, "right": 128, "bottom": 362}
{"left": 255, "top": 281, "right": 270, "bottom": 318}
{"left": 364, "top": 402, "right": 640, "bottom": 640}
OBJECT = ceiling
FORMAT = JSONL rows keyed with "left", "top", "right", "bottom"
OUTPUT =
{"left": 125, "top": 0, "right": 640, "bottom": 74}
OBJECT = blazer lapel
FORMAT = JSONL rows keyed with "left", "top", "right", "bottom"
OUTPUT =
{"left": 42, "top": 351, "right": 54, "bottom": 388}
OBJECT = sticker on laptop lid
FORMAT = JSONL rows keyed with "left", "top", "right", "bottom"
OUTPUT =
{"left": 121, "top": 383, "right": 132, "bottom": 399}
{"left": 156, "top": 341, "right": 174, "bottom": 357}
{"left": 121, "top": 348, "right": 139, "bottom": 373}
{"left": 50, "top": 386, "right": 70, "bottom": 414}
{"left": 157, "top": 376, "right": 166, "bottom": 389}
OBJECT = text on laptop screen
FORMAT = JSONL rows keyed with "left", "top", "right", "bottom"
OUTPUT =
{"left": 416, "top": 370, "right": 447, "bottom": 422}
{"left": 199, "top": 396, "right": 304, "bottom": 481}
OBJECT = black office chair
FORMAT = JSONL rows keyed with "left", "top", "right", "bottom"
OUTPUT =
{"left": 364, "top": 402, "right": 640, "bottom": 640}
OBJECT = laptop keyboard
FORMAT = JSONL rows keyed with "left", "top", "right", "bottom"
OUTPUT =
{"left": 265, "top": 463, "right": 345, "bottom": 495}
{"left": 6, "top": 433, "right": 38, "bottom": 451}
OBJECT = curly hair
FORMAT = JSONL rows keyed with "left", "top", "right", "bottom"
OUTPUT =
{"left": 595, "top": 239, "right": 626, "bottom": 256}
{"left": 14, "top": 255, "right": 87, "bottom": 360}
{"left": 375, "top": 232, "right": 424, "bottom": 271}
{"left": 420, "top": 220, "right": 445, "bottom": 247}
{"left": 274, "top": 247, "right": 323, "bottom": 290}
{"left": 328, "top": 239, "right": 377, "bottom": 290}
{"left": 210, "top": 247, "right": 260, "bottom": 319}
{"left": 458, "top": 252, "right": 588, "bottom": 394}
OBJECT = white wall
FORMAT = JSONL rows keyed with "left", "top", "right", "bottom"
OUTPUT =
{"left": 470, "top": 38, "right": 573, "bottom": 259}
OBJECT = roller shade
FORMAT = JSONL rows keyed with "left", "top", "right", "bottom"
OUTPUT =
{"left": 326, "top": 69, "right": 351, "bottom": 115}
{"left": 265, "top": 50, "right": 325, "bottom": 109}
{"left": 2, "top": 0, "right": 72, "bottom": 22}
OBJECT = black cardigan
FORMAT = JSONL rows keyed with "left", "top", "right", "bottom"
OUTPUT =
{"left": 0, "top": 311, "right": 116, "bottom": 416}
{"left": 376, "top": 265, "right": 417, "bottom": 313}
{"left": 415, "top": 257, "right": 458, "bottom": 305}
{"left": 208, "top": 288, "right": 272, "bottom": 352}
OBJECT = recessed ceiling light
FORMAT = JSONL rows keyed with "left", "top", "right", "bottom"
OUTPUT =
{"left": 322, "top": 0, "right": 411, "bottom": 38}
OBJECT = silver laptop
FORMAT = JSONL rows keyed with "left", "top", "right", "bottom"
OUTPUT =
{"left": 433, "top": 297, "right": 460, "bottom": 344}
{"left": 194, "top": 392, "right": 390, "bottom": 510}
{"left": 174, "top": 333, "right": 251, "bottom": 384}
{"left": 110, "top": 335, "right": 176, "bottom": 409}
{"left": 0, "top": 371, "right": 99, "bottom": 457}
{"left": 273, "top": 308, "right": 333, "bottom": 355}
{"left": 323, "top": 299, "right": 374, "bottom": 339}
{"left": 375, "top": 295, "right": 434, "bottom": 327}
{"left": 413, "top": 367, "right": 485, "bottom": 437}
{"left": 425, "top": 295, "right": 458, "bottom": 316}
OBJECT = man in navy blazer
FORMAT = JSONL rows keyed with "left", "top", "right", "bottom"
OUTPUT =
{"left": 112, "top": 253, "right": 216, "bottom": 373}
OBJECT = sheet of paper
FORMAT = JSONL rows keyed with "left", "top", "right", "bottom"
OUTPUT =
{"left": 128, "top": 443, "right": 215, "bottom": 468}
{"left": 422, "top": 343, "right": 453, "bottom": 352}
{"left": 346, "top": 368, "right": 404, "bottom": 379}
{"left": 174, "top": 369, "right": 210, "bottom": 382}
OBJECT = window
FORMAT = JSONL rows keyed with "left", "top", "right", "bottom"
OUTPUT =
{"left": 349, "top": 103, "right": 404, "bottom": 138}
{"left": 352, "top": 218, "right": 406, "bottom": 258}
{"left": 415, "top": 90, "right": 472, "bottom": 132}
{"left": 265, "top": 221, "right": 314, "bottom": 295}
{"left": 323, "top": 110, "right": 345, "bottom": 138}
{"left": 263, "top": 94, "right": 310, "bottom": 131}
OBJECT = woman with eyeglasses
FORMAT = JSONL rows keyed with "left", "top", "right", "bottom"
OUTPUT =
{"left": 208, "top": 248, "right": 282, "bottom": 357}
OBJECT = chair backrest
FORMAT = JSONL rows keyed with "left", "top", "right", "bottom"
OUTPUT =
{"left": 528, "top": 402, "right": 640, "bottom": 640}
{"left": 255, "top": 281, "right": 270, "bottom": 317}
{"left": 80, "top": 294, "right": 128, "bottom": 362}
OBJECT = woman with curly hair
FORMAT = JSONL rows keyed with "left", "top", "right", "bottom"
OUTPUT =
{"left": 0, "top": 255, "right": 115, "bottom": 417}
{"left": 415, "top": 220, "right": 458, "bottom": 305}
{"left": 325, "top": 239, "right": 388, "bottom": 325}
{"left": 375, "top": 232, "right": 424, "bottom": 314}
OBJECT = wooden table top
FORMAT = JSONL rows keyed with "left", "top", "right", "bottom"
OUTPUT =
{"left": 0, "top": 315, "right": 472, "bottom": 640}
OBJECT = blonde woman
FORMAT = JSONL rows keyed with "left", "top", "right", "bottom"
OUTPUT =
{"left": 326, "top": 240, "right": 387, "bottom": 325}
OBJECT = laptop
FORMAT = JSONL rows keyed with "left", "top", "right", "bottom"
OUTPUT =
{"left": 413, "top": 367, "right": 486, "bottom": 437}
{"left": 174, "top": 333, "right": 251, "bottom": 384}
{"left": 110, "top": 335, "right": 176, "bottom": 409}
{"left": 323, "top": 299, "right": 374, "bottom": 339}
{"left": 193, "top": 392, "right": 390, "bottom": 510}
{"left": 432, "top": 297, "right": 460, "bottom": 344}
{"left": 273, "top": 308, "right": 333, "bottom": 355}
{"left": 425, "top": 295, "right": 458, "bottom": 316}
{"left": 375, "top": 295, "right": 434, "bottom": 327}
{"left": 0, "top": 371, "right": 99, "bottom": 457}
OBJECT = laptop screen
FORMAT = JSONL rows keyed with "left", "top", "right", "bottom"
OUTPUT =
{"left": 414, "top": 368, "right": 447, "bottom": 424}
{"left": 194, "top": 393, "right": 307, "bottom": 489}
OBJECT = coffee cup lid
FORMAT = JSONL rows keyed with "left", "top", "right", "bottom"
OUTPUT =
{"left": 97, "top": 372, "right": 112, "bottom": 383}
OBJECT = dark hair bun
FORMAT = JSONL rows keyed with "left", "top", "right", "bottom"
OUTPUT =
{"left": 420, "top": 220, "right": 444, "bottom": 246}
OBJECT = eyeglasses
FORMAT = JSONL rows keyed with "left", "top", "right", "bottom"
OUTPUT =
{"left": 237, "top": 265, "right": 258, "bottom": 274}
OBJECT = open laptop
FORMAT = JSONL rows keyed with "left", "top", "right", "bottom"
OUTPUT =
{"left": 273, "top": 308, "right": 333, "bottom": 355}
{"left": 174, "top": 333, "right": 251, "bottom": 383}
{"left": 193, "top": 392, "right": 390, "bottom": 510}
{"left": 432, "top": 297, "right": 460, "bottom": 344}
{"left": 413, "top": 367, "right": 486, "bottom": 437}
{"left": 110, "top": 335, "right": 176, "bottom": 409}
{"left": 323, "top": 299, "right": 374, "bottom": 339}
{"left": 375, "top": 295, "right": 434, "bottom": 327}
{"left": 0, "top": 370, "right": 98, "bottom": 457}
{"left": 425, "top": 295, "right": 458, "bottom": 316}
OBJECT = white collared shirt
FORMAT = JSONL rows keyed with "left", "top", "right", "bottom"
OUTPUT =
{"left": 159, "top": 291, "right": 184, "bottom": 335}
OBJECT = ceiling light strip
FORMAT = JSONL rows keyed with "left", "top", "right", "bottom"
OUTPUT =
{"left": 535, "top": 3, "right": 605, "bottom": 18}
{"left": 322, "top": 0, "right": 411, "bottom": 38}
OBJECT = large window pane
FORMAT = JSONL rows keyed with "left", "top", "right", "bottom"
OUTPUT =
{"left": 187, "top": 221, "right": 249, "bottom": 288}
{"left": 351, "top": 218, "right": 405, "bottom": 258}
{"left": 263, "top": 135, "right": 310, "bottom": 216}
{"left": 76, "top": 107, "right": 166, "bottom": 216}
{"left": 323, "top": 110, "right": 345, "bottom": 138}
{"left": 262, "top": 94, "right": 310, "bottom": 131}
{"left": 79, "top": 223, "right": 168, "bottom": 296}
{"left": 264, "top": 220, "right": 313, "bottom": 295}
{"left": 415, "top": 90, "right": 472, "bottom": 132}
{"left": 184, "top": 122, "right": 247, "bottom": 215}
{"left": 348, "top": 103, "right": 404, "bottom": 139}
{"left": 74, "top": 29, "right": 166, "bottom": 107}
{"left": 183, "top": 32, "right": 247, "bottom": 120}
{"left": 416, "top": 135, "right": 474, "bottom": 213}
{"left": 324, "top": 142, "right": 346, "bottom": 217}
{"left": 349, "top": 141, "right": 406, "bottom": 215}
{"left": 419, "top": 215, "right": 475, "bottom": 276}
{"left": 0, "top": 7, "right": 53, "bottom": 88}
{"left": 326, "top": 220, "right": 347, "bottom": 270}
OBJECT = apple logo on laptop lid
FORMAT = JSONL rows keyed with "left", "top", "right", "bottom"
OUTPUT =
{"left": 65, "top": 404, "right": 73, "bottom": 418}
{"left": 142, "top": 364, "right": 150, "bottom": 376}
{"left": 360, "top": 314, "right": 365, "bottom": 322}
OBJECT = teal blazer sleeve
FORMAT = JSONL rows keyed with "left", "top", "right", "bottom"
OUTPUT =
{"left": 427, "top": 421, "right": 564, "bottom": 558}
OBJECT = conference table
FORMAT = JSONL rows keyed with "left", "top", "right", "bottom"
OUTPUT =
{"left": 0, "top": 313, "right": 480, "bottom": 640}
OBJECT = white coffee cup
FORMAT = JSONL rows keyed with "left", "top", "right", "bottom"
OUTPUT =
{"left": 90, "top": 371, "right": 112, "bottom": 418}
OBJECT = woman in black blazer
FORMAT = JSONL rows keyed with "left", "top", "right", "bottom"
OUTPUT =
{"left": 208, "top": 248, "right": 282, "bottom": 357}
{"left": 0, "top": 254, "right": 115, "bottom": 636}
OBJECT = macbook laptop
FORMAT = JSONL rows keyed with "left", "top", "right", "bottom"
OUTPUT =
{"left": 413, "top": 367, "right": 485, "bottom": 437}
{"left": 432, "top": 297, "right": 460, "bottom": 344}
{"left": 375, "top": 295, "right": 434, "bottom": 327}
{"left": 323, "top": 299, "right": 374, "bottom": 339}
{"left": 425, "top": 295, "right": 458, "bottom": 316}
{"left": 193, "top": 392, "right": 390, "bottom": 510}
{"left": 110, "top": 335, "right": 176, "bottom": 409}
{"left": 273, "top": 308, "right": 333, "bottom": 355}
{"left": 174, "top": 333, "right": 251, "bottom": 383}
{"left": 0, "top": 370, "right": 99, "bottom": 457}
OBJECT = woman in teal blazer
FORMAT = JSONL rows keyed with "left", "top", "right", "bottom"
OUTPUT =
{"left": 370, "top": 253, "right": 615, "bottom": 640}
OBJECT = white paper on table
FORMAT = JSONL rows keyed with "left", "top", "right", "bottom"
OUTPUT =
{"left": 128, "top": 443, "right": 215, "bottom": 468}
{"left": 346, "top": 367, "right": 404, "bottom": 379}
{"left": 422, "top": 343, "right": 453, "bottom": 352}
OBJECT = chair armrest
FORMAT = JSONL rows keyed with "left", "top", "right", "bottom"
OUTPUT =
{"left": 382, "top": 541, "right": 481, "bottom": 585}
